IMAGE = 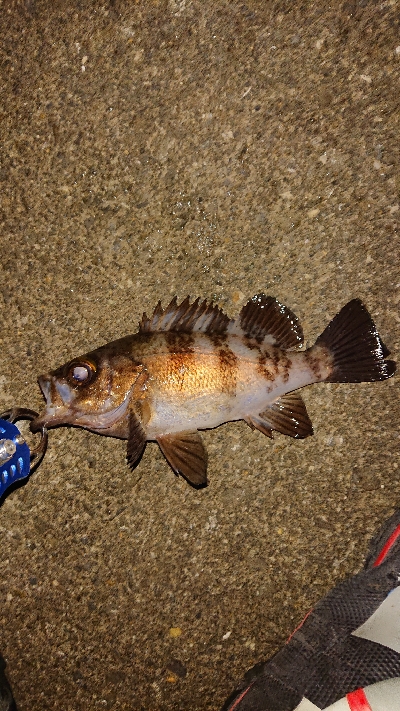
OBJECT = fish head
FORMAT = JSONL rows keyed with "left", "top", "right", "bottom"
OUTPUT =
{"left": 31, "top": 345, "right": 145, "bottom": 435}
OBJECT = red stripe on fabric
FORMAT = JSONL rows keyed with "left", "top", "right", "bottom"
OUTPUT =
{"left": 346, "top": 688, "right": 372, "bottom": 711}
{"left": 373, "top": 524, "right": 400, "bottom": 567}
{"left": 287, "top": 609, "right": 312, "bottom": 642}
{"left": 228, "top": 681, "right": 255, "bottom": 710}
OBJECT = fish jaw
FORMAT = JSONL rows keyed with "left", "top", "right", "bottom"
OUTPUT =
{"left": 31, "top": 374, "right": 75, "bottom": 430}
{"left": 31, "top": 373, "right": 131, "bottom": 436}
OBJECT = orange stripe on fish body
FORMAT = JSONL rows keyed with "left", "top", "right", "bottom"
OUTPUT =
{"left": 143, "top": 333, "right": 239, "bottom": 398}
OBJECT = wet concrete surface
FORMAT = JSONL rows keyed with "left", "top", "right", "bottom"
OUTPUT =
{"left": 0, "top": 1, "right": 399, "bottom": 709}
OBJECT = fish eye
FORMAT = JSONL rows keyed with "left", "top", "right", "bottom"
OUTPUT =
{"left": 67, "top": 361, "right": 95, "bottom": 386}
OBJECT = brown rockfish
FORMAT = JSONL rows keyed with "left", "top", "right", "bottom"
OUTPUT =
{"left": 31, "top": 295, "right": 395, "bottom": 486}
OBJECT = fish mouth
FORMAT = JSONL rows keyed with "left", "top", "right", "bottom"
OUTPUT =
{"left": 31, "top": 374, "right": 75, "bottom": 432}
{"left": 30, "top": 407, "right": 72, "bottom": 432}
{"left": 37, "top": 374, "right": 52, "bottom": 405}
{"left": 31, "top": 374, "right": 131, "bottom": 433}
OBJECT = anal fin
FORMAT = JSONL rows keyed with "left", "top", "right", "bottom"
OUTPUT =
{"left": 126, "top": 410, "right": 147, "bottom": 469}
{"left": 156, "top": 431, "right": 208, "bottom": 487}
{"left": 245, "top": 415, "right": 274, "bottom": 438}
{"left": 250, "top": 392, "right": 313, "bottom": 440}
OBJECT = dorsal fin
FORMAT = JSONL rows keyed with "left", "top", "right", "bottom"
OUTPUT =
{"left": 139, "top": 296, "right": 232, "bottom": 335}
{"left": 228, "top": 294, "right": 303, "bottom": 349}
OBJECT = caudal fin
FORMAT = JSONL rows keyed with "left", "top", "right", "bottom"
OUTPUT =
{"left": 315, "top": 299, "right": 396, "bottom": 383}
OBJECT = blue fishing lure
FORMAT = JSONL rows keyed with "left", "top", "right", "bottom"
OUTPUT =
{"left": 0, "top": 409, "right": 47, "bottom": 499}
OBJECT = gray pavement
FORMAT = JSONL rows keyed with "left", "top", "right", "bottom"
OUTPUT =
{"left": 0, "top": 1, "right": 399, "bottom": 709}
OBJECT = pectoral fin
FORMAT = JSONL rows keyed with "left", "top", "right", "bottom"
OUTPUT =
{"left": 156, "top": 431, "right": 208, "bottom": 487}
{"left": 249, "top": 392, "right": 313, "bottom": 439}
{"left": 126, "top": 410, "right": 147, "bottom": 469}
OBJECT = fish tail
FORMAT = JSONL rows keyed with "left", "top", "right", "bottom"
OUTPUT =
{"left": 315, "top": 299, "right": 396, "bottom": 383}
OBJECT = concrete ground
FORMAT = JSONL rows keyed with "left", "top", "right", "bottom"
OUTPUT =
{"left": 0, "top": 1, "right": 399, "bottom": 709}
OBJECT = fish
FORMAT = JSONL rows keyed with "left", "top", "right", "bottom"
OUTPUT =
{"left": 31, "top": 295, "right": 396, "bottom": 487}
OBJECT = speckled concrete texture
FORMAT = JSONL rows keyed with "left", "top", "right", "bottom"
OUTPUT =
{"left": 0, "top": 1, "right": 399, "bottom": 709}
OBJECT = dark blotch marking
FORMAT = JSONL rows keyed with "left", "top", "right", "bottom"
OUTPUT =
{"left": 243, "top": 337, "right": 264, "bottom": 353}
{"left": 208, "top": 333, "right": 238, "bottom": 395}
{"left": 304, "top": 349, "right": 324, "bottom": 380}
{"left": 218, "top": 345, "right": 238, "bottom": 395}
{"left": 244, "top": 330, "right": 264, "bottom": 344}
{"left": 256, "top": 352, "right": 272, "bottom": 381}
{"left": 256, "top": 348, "right": 292, "bottom": 383}
{"left": 256, "top": 348, "right": 278, "bottom": 382}
{"left": 209, "top": 333, "right": 227, "bottom": 350}
{"left": 165, "top": 331, "right": 195, "bottom": 355}
{"left": 280, "top": 353, "right": 292, "bottom": 383}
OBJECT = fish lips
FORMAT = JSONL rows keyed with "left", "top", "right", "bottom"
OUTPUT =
{"left": 31, "top": 374, "right": 132, "bottom": 434}
{"left": 31, "top": 374, "right": 73, "bottom": 431}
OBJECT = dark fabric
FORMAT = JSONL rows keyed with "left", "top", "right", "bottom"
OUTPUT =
{"left": 222, "top": 675, "right": 301, "bottom": 711}
{"left": 305, "top": 636, "right": 400, "bottom": 707}
{"left": 222, "top": 510, "right": 400, "bottom": 710}
{"left": 0, "top": 655, "right": 17, "bottom": 711}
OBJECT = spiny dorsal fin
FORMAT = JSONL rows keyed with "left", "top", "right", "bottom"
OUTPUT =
{"left": 156, "top": 430, "right": 208, "bottom": 487}
{"left": 139, "top": 296, "right": 232, "bottom": 335}
{"left": 228, "top": 294, "right": 303, "bottom": 349}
